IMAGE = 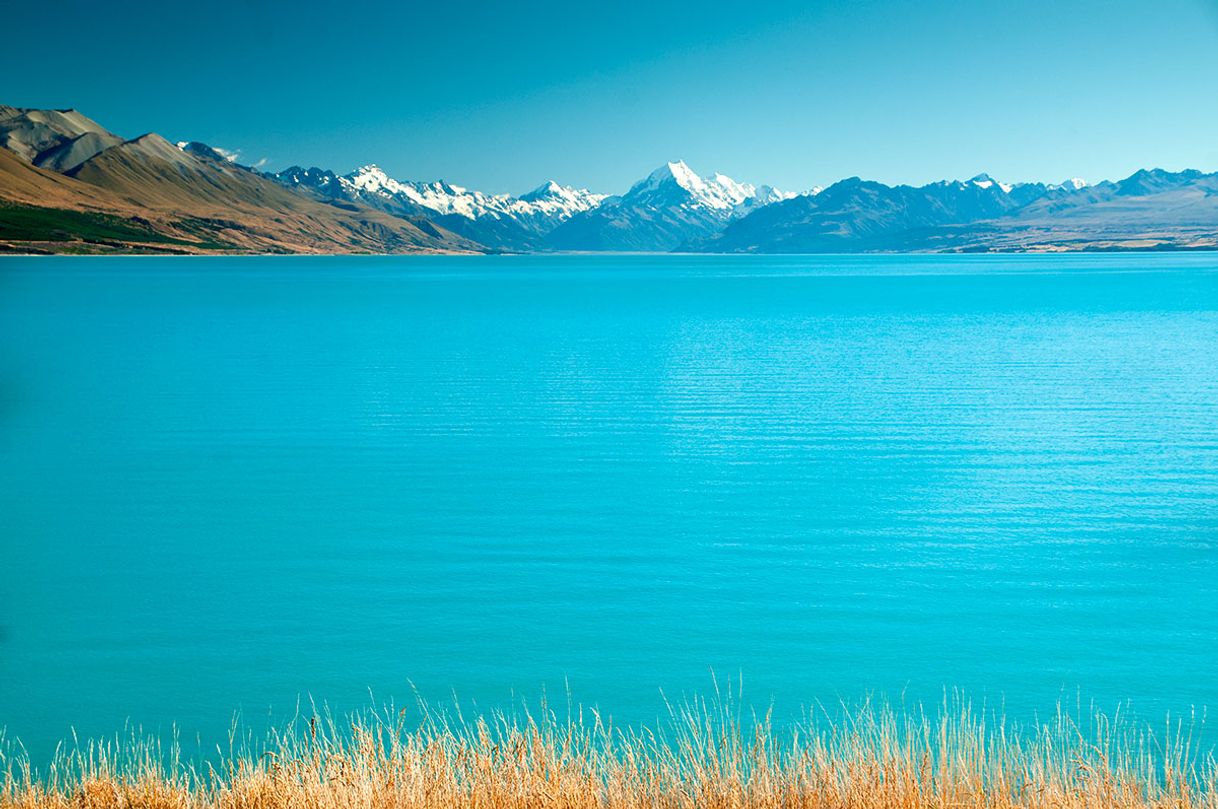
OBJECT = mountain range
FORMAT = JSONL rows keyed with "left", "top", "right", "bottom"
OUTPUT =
{"left": 0, "top": 105, "right": 478, "bottom": 254}
{"left": 1, "top": 103, "right": 1215, "bottom": 255}
{"left": 274, "top": 164, "right": 606, "bottom": 251}
{"left": 687, "top": 172, "right": 1218, "bottom": 253}
{"left": 542, "top": 161, "right": 795, "bottom": 252}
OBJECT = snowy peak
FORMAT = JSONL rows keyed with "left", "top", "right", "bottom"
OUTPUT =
{"left": 709, "top": 172, "right": 756, "bottom": 206}
{"left": 631, "top": 160, "right": 707, "bottom": 196}
{"left": 664, "top": 160, "right": 705, "bottom": 192}
{"left": 968, "top": 173, "right": 1000, "bottom": 190}
{"left": 544, "top": 161, "right": 796, "bottom": 252}
{"left": 520, "top": 179, "right": 566, "bottom": 199}
{"left": 755, "top": 184, "right": 800, "bottom": 205}
{"left": 518, "top": 179, "right": 607, "bottom": 214}
{"left": 348, "top": 164, "right": 412, "bottom": 196}
{"left": 625, "top": 160, "right": 789, "bottom": 213}
{"left": 958, "top": 173, "right": 1015, "bottom": 193}
{"left": 655, "top": 160, "right": 702, "bottom": 187}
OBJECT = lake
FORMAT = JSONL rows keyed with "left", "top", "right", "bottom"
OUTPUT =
{"left": 1, "top": 253, "right": 1216, "bottom": 763}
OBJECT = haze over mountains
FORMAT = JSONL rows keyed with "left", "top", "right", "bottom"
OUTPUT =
{"left": 1, "top": 103, "right": 1215, "bottom": 255}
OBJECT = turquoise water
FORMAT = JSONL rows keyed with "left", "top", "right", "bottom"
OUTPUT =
{"left": 1, "top": 253, "right": 1217, "bottom": 763}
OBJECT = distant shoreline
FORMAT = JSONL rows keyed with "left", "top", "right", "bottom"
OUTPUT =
{"left": 5, "top": 246, "right": 1218, "bottom": 257}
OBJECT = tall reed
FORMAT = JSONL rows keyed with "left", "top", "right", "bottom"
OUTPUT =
{"left": 2, "top": 691, "right": 1213, "bottom": 809}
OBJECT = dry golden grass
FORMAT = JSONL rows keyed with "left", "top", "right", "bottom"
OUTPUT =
{"left": 2, "top": 692, "right": 1214, "bottom": 809}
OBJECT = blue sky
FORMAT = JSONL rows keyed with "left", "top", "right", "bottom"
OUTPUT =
{"left": 7, "top": 0, "right": 1218, "bottom": 194}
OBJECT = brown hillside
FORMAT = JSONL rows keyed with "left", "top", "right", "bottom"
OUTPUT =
{"left": 0, "top": 106, "right": 485, "bottom": 254}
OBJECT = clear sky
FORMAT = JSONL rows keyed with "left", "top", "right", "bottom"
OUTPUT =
{"left": 7, "top": 0, "right": 1218, "bottom": 195}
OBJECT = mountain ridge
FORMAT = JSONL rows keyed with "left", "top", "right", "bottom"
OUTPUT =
{"left": 272, "top": 163, "right": 607, "bottom": 251}
{"left": 0, "top": 105, "right": 481, "bottom": 254}
{"left": 544, "top": 160, "right": 793, "bottom": 252}
{"left": 684, "top": 169, "right": 1218, "bottom": 253}
{"left": 2, "top": 103, "right": 1215, "bottom": 255}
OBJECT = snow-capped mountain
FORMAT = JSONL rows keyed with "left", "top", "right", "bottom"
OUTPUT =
{"left": 273, "top": 164, "right": 605, "bottom": 250}
{"left": 271, "top": 158, "right": 1198, "bottom": 256}
{"left": 690, "top": 171, "right": 1067, "bottom": 252}
{"left": 545, "top": 161, "right": 794, "bottom": 251}
{"left": 756, "top": 183, "right": 807, "bottom": 205}
{"left": 519, "top": 179, "right": 609, "bottom": 217}
{"left": 7, "top": 103, "right": 1216, "bottom": 255}
{"left": 1053, "top": 177, "right": 1088, "bottom": 191}
{"left": 687, "top": 167, "right": 1218, "bottom": 253}
{"left": 620, "top": 161, "right": 794, "bottom": 212}
{"left": 344, "top": 165, "right": 605, "bottom": 223}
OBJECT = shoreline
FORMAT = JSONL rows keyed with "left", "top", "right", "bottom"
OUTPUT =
{"left": 5, "top": 244, "right": 1218, "bottom": 257}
